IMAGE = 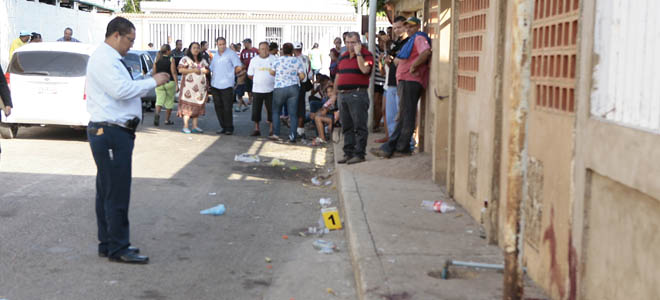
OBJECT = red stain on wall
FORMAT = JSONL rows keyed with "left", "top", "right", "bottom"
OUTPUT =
{"left": 542, "top": 208, "right": 566, "bottom": 298}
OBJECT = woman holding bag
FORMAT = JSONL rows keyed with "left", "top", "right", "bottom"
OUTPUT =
{"left": 153, "top": 44, "right": 178, "bottom": 126}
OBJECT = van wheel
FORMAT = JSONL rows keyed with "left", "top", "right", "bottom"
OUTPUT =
{"left": 0, "top": 125, "right": 18, "bottom": 139}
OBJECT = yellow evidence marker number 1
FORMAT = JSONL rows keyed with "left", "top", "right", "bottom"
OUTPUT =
{"left": 322, "top": 207, "right": 342, "bottom": 230}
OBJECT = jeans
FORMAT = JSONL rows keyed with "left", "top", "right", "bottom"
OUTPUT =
{"left": 339, "top": 90, "right": 369, "bottom": 158}
{"left": 252, "top": 92, "right": 273, "bottom": 123}
{"left": 87, "top": 123, "right": 135, "bottom": 258}
{"left": 381, "top": 81, "right": 422, "bottom": 154}
{"left": 384, "top": 86, "right": 399, "bottom": 137}
{"left": 272, "top": 85, "right": 299, "bottom": 140}
{"left": 210, "top": 87, "right": 234, "bottom": 132}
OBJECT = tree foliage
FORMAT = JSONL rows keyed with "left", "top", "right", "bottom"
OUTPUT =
{"left": 348, "top": 0, "right": 388, "bottom": 14}
{"left": 122, "top": 0, "right": 169, "bottom": 13}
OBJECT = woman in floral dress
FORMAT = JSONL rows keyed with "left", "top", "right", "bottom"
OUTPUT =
{"left": 177, "top": 42, "right": 209, "bottom": 134}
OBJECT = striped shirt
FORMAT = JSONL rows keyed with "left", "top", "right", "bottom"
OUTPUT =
{"left": 374, "top": 47, "right": 386, "bottom": 86}
{"left": 335, "top": 48, "right": 374, "bottom": 90}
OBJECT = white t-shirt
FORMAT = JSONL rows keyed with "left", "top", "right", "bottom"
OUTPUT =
{"left": 247, "top": 55, "right": 277, "bottom": 93}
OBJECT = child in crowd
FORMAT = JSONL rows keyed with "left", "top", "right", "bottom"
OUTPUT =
{"left": 311, "top": 85, "right": 338, "bottom": 146}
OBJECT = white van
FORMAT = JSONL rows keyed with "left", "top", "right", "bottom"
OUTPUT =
{"left": 1, "top": 42, "right": 96, "bottom": 139}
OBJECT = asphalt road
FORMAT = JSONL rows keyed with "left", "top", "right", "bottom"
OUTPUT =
{"left": 0, "top": 100, "right": 356, "bottom": 300}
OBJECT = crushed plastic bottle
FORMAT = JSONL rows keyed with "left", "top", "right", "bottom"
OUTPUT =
{"left": 319, "top": 197, "right": 332, "bottom": 207}
{"left": 311, "top": 176, "right": 322, "bottom": 186}
{"left": 421, "top": 200, "right": 455, "bottom": 213}
{"left": 313, "top": 239, "right": 337, "bottom": 254}
{"left": 200, "top": 204, "right": 226, "bottom": 215}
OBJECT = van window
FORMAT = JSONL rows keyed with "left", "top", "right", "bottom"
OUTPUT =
{"left": 121, "top": 53, "right": 142, "bottom": 75}
{"left": 8, "top": 51, "right": 89, "bottom": 77}
{"left": 142, "top": 54, "right": 154, "bottom": 72}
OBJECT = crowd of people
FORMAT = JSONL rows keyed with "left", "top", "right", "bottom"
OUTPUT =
{"left": 8, "top": 27, "right": 79, "bottom": 60}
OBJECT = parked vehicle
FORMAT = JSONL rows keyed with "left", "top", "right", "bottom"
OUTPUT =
{"left": 1, "top": 42, "right": 95, "bottom": 139}
{"left": 121, "top": 50, "right": 156, "bottom": 109}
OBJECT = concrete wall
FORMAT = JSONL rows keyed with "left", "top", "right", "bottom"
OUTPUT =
{"left": 1, "top": 0, "right": 111, "bottom": 69}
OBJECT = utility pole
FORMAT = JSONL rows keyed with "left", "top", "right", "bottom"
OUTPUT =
{"left": 367, "top": 0, "right": 376, "bottom": 131}
{"left": 502, "top": 0, "right": 533, "bottom": 299}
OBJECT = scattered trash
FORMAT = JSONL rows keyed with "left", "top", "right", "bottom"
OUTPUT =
{"left": 388, "top": 258, "right": 396, "bottom": 264}
{"left": 265, "top": 257, "right": 272, "bottom": 263}
{"left": 298, "top": 231, "right": 307, "bottom": 237}
{"left": 289, "top": 166, "right": 299, "bottom": 170}
{"left": 313, "top": 239, "right": 337, "bottom": 254}
{"left": 324, "top": 180, "right": 332, "bottom": 186}
{"left": 235, "top": 153, "right": 260, "bottom": 163}
{"left": 208, "top": 192, "right": 217, "bottom": 196}
{"left": 327, "top": 288, "right": 336, "bottom": 296}
{"left": 269, "top": 158, "right": 285, "bottom": 166}
{"left": 311, "top": 176, "right": 322, "bottom": 186}
{"left": 466, "top": 230, "right": 474, "bottom": 234}
{"left": 319, "top": 198, "right": 332, "bottom": 207}
{"left": 421, "top": 200, "right": 456, "bottom": 213}
{"left": 266, "top": 265, "right": 273, "bottom": 269}
{"left": 312, "top": 175, "right": 332, "bottom": 186}
{"left": 282, "top": 235, "right": 289, "bottom": 240}
{"left": 200, "top": 204, "right": 226, "bottom": 216}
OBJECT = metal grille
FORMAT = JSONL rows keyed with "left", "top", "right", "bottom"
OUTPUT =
{"left": 265, "top": 27, "right": 282, "bottom": 46}
{"left": 457, "top": 0, "right": 490, "bottom": 92}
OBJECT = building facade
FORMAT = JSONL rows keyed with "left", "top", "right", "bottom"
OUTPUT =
{"left": 387, "top": 0, "right": 660, "bottom": 299}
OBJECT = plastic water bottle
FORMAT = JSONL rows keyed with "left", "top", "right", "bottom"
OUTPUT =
{"left": 421, "top": 200, "right": 455, "bottom": 213}
{"left": 200, "top": 204, "right": 226, "bottom": 215}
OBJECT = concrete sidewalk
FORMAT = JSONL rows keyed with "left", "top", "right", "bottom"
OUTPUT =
{"left": 333, "top": 135, "right": 547, "bottom": 300}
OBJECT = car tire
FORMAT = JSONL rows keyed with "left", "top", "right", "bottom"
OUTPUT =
{"left": 0, "top": 125, "right": 18, "bottom": 139}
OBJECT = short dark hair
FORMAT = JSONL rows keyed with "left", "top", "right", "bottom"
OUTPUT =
{"left": 176, "top": 39, "right": 182, "bottom": 44}
{"left": 393, "top": 16, "right": 407, "bottom": 23}
{"left": 269, "top": 42, "right": 278, "bottom": 51}
{"left": 216, "top": 37, "right": 226, "bottom": 43}
{"left": 105, "top": 17, "right": 135, "bottom": 38}
{"left": 200, "top": 40, "right": 208, "bottom": 47}
{"left": 258, "top": 41, "right": 269, "bottom": 48}
{"left": 65, "top": 27, "right": 73, "bottom": 33}
{"left": 282, "top": 43, "right": 293, "bottom": 55}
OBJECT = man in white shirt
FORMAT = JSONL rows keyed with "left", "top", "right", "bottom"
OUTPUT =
{"left": 247, "top": 41, "right": 276, "bottom": 136}
{"left": 209, "top": 37, "right": 242, "bottom": 135}
{"left": 86, "top": 17, "right": 169, "bottom": 264}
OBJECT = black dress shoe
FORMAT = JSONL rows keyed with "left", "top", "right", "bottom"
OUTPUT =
{"left": 337, "top": 156, "right": 353, "bottom": 164}
{"left": 346, "top": 156, "right": 366, "bottom": 164}
{"left": 99, "top": 246, "right": 140, "bottom": 258}
{"left": 109, "top": 252, "right": 149, "bottom": 264}
{"left": 217, "top": 129, "right": 227, "bottom": 134}
{"left": 224, "top": 131, "right": 234, "bottom": 135}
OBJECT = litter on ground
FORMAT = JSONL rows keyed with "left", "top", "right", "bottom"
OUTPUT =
{"left": 234, "top": 153, "right": 260, "bottom": 163}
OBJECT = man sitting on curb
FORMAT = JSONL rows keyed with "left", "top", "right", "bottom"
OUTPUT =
{"left": 371, "top": 17, "right": 431, "bottom": 159}
{"left": 335, "top": 32, "right": 374, "bottom": 165}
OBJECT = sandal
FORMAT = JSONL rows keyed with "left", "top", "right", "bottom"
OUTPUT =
{"left": 192, "top": 127, "right": 204, "bottom": 133}
{"left": 182, "top": 128, "right": 191, "bottom": 134}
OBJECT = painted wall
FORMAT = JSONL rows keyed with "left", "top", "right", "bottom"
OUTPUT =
{"left": 1, "top": 0, "right": 111, "bottom": 69}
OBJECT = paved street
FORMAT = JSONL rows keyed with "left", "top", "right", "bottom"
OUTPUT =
{"left": 0, "top": 101, "right": 356, "bottom": 300}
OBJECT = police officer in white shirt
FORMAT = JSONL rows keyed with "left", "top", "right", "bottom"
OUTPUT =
{"left": 86, "top": 17, "right": 170, "bottom": 264}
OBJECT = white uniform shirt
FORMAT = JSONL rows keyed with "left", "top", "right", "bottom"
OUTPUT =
{"left": 86, "top": 42, "right": 156, "bottom": 123}
{"left": 247, "top": 55, "right": 276, "bottom": 93}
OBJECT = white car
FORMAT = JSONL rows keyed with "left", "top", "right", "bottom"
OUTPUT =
{"left": 1, "top": 42, "right": 96, "bottom": 139}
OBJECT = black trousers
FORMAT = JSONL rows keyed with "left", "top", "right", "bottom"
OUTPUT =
{"left": 252, "top": 92, "right": 273, "bottom": 123}
{"left": 87, "top": 123, "right": 135, "bottom": 258}
{"left": 339, "top": 90, "right": 369, "bottom": 158}
{"left": 381, "top": 80, "right": 422, "bottom": 154}
{"left": 210, "top": 87, "right": 234, "bottom": 132}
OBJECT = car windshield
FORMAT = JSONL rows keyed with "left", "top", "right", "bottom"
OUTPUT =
{"left": 121, "top": 53, "right": 142, "bottom": 74}
{"left": 8, "top": 51, "right": 89, "bottom": 77}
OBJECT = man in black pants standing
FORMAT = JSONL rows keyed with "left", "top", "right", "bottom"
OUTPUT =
{"left": 209, "top": 37, "right": 242, "bottom": 135}
{"left": 86, "top": 17, "right": 170, "bottom": 264}
{"left": 334, "top": 32, "right": 373, "bottom": 165}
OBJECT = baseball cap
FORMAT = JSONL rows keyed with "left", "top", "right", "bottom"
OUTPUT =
{"left": 405, "top": 16, "right": 421, "bottom": 26}
{"left": 19, "top": 30, "right": 31, "bottom": 36}
{"left": 242, "top": 38, "right": 252, "bottom": 44}
{"left": 293, "top": 42, "right": 302, "bottom": 50}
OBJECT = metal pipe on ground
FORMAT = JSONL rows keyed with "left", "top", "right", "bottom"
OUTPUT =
{"left": 441, "top": 260, "right": 528, "bottom": 280}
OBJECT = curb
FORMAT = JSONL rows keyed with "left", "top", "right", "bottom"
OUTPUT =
{"left": 333, "top": 144, "right": 390, "bottom": 300}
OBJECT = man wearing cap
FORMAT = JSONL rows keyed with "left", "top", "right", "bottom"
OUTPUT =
{"left": 293, "top": 42, "right": 313, "bottom": 139}
{"left": 371, "top": 16, "right": 431, "bottom": 158}
{"left": 241, "top": 38, "right": 259, "bottom": 104}
{"left": 334, "top": 32, "right": 373, "bottom": 165}
{"left": 9, "top": 31, "right": 31, "bottom": 61}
